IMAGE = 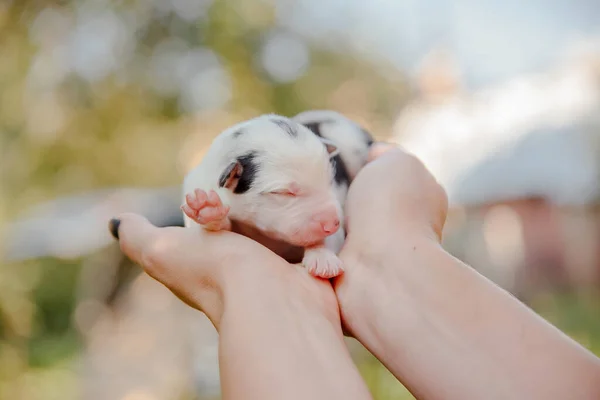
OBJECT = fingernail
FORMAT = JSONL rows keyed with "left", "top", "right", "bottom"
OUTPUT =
{"left": 109, "top": 218, "right": 121, "bottom": 240}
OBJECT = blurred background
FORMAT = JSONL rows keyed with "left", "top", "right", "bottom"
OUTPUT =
{"left": 1, "top": 0, "right": 600, "bottom": 399}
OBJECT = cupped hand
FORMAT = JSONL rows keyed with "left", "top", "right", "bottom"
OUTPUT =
{"left": 345, "top": 143, "right": 448, "bottom": 251}
{"left": 334, "top": 143, "right": 449, "bottom": 336}
{"left": 109, "top": 214, "right": 341, "bottom": 331}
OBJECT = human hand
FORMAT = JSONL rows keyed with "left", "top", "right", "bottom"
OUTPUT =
{"left": 334, "top": 143, "right": 449, "bottom": 337}
{"left": 108, "top": 214, "right": 341, "bottom": 331}
{"left": 108, "top": 214, "right": 374, "bottom": 400}
{"left": 345, "top": 142, "right": 448, "bottom": 250}
{"left": 334, "top": 144, "right": 600, "bottom": 400}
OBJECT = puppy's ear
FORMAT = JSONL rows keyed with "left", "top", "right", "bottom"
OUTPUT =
{"left": 319, "top": 137, "right": 339, "bottom": 158}
{"left": 218, "top": 152, "right": 259, "bottom": 194}
{"left": 218, "top": 161, "right": 243, "bottom": 191}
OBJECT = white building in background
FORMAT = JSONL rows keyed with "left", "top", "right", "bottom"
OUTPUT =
{"left": 390, "top": 49, "right": 600, "bottom": 294}
{"left": 393, "top": 49, "right": 600, "bottom": 207}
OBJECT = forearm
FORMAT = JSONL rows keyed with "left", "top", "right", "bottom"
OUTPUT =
{"left": 339, "top": 237, "right": 600, "bottom": 400}
{"left": 218, "top": 268, "right": 373, "bottom": 400}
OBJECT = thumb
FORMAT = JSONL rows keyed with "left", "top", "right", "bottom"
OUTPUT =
{"left": 108, "top": 212, "right": 216, "bottom": 316}
{"left": 108, "top": 213, "right": 162, "bottom": 267}
{"left": 367, "top": 142, "right": 399, "bottom": 162}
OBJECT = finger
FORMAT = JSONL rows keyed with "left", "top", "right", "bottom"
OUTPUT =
{"left": 367, "top": 142, "right": 399, "bottom": 162}
{"left": 365, "top": 145, "right": 426, "bottom": 180}
{"left": 108, "top": 213, "right": 162, "bottom": 267}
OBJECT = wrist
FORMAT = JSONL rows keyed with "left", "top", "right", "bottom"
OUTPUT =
{"left": 218, "top": 264, "right": 372, "bottom": 400}
{"left": 335, "top": 232, "right": 444, "bottom": 339}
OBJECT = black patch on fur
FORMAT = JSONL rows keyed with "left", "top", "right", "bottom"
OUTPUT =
{"left": 234, "top": 151, "right": 259, "bottom": 194}
{"left": 302, "top": 122, "right": 323, "bottom": 137}
{"left": 330, "top": 154, "right": 351, "bottom": 187}
{"left": 271, "top": 118, "right": 297, "bottom": 137}
{"left": 301, "top": 121, "right": 350, "bottom": 187}
{"left": 232, "top": 129, "right": 244, "bottom": 137}
{"left": 360, "top": 127, "right": 374, "bottom": 147}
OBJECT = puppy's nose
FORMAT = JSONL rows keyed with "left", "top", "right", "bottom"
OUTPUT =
{"left": 320, "top": 218, "right": 340, "bottom": 234}
{"left": 312, "top": 208, "right": 340, "bottom": 235}
{"left": 321, "top": 220, "right": 340, "bottom": 233}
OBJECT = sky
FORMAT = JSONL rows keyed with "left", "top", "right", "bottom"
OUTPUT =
{"left": 277, "top": 0, "right": 600, "bottom": 88}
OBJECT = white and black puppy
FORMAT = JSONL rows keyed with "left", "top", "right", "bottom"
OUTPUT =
{"left": 181, "top": 111, "right": 373, "bottom": 278}
{"left": 1, "top": 110, "right": 374, "bottom": 277}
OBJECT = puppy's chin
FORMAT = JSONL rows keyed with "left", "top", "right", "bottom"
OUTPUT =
{"left": 261, "top": 232, "right": 316, "bottom": 247}
{"left": 283, "top": 233, "right": 331, "bottom": 248}
{"left": 285, "top": 239, "right": 321, "bottom": 248}
{"left": 231, "top": 220, "right": 328, "bottom": 248}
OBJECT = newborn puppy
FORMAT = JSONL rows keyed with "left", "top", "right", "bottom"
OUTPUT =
{"left": 182, "top": 112, "right": 373, "bottom": 278}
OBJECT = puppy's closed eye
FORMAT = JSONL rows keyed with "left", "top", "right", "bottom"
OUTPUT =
{"left": 269, "top": 182, "right": 300, "bottom": 197}
{"left": 270, "top": 189, "right": 297, "bottom": 197}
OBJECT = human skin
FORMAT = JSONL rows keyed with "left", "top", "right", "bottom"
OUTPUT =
{"left": 110, "top": 215, "right": 372, "bottom": 400}
{"left": 334, "top": 144, "right": 600, "bottom": 400}
{"left": 111, "top": 144, "right": 600, "bottom": 400}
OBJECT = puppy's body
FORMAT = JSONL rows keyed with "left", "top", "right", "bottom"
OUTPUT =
{"left": 182, "top": 111, "right": 373, "bottom": 278}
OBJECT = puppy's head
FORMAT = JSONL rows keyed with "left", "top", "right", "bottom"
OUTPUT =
{"left": 217, "top": 114, "right": 342, "bottom": 247}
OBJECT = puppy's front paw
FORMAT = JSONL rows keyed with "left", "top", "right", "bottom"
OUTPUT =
{"left": 302, "top": 246, "right": 344, "bottom": 279}
{"left": 182, "top": 189, "right": 231, "bottom": 231}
